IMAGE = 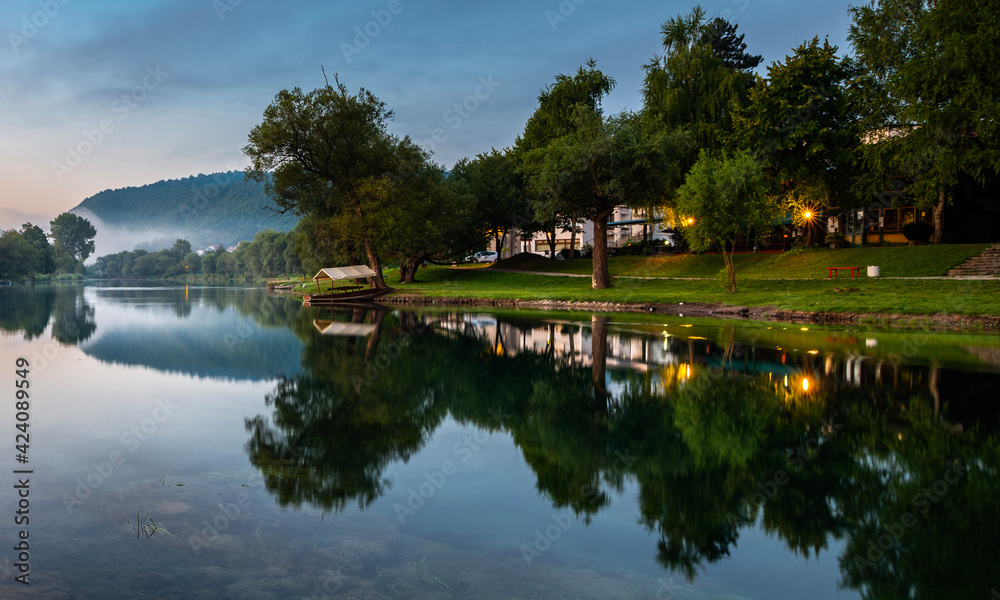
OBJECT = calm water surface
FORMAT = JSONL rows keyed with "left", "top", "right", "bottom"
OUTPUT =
{"left": 0, "top": 283, "right": 998, "bottom": 599}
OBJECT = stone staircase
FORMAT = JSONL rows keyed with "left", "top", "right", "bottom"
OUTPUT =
{"left": 948, "top": 244, "right": 1000, "bottom": 277}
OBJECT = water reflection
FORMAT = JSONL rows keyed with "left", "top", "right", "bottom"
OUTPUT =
{"left": 0, "top": 284, "right": 97, "bottom": 343}
{"left": 248, "top": 308, "right": 1000, "bottom": 598}
{"left": 2, "top": 284, "right": 305, "bottom": 381}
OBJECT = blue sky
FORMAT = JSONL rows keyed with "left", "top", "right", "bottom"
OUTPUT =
{"left": 0, "top": 0, "right": 855, "bottom": 231}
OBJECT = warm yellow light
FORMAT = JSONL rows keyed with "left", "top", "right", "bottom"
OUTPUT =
{"left": 803, "top": 211, "right": 812, "bottom": 219}
{"left": 686, "top": 218, "right": 695, "bottom": 226}
{"left": 685, "top": 365, "right": 691, "bottom": 378}
{"left": 802, "top": 378, "right": 810, "bottom": 392}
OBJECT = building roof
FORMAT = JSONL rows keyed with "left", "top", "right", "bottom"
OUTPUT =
{"left": 312, "top": 265, "right": 377, "bottom": 281}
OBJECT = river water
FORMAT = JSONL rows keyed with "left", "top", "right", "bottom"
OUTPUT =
{"left": 0, "top": 283, "right": 998, "bottom": 599}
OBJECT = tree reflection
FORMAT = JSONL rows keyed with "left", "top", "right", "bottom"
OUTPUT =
{"left": 0, "top": 284, "right": 96, "bottom": 344}
{"left": 245, "top": 309, "right": 1000, "bottom": 598}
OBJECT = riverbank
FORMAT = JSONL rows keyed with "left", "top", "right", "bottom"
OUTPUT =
{"left": 380, "top": 293, "right": 1000, "bottom": 331}
{"left": 368, "top": 263, "right": 1000, "bottom": 332}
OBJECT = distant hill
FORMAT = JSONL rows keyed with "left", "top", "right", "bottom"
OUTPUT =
{"left": 70, "top": 171, "right": 298, "bottom": 254}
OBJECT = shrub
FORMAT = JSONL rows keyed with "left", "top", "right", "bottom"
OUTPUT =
{"left": 826, "top": 232, "right": 850, "bottom": 249}
{"left": 902, "top": 221, "right": 934, "bottom": 242}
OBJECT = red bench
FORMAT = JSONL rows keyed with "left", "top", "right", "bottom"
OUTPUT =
{"left": 827, "top": 267, "right": 861, "bottom": 279}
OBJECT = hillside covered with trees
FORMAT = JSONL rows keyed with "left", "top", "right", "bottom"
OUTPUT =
{"left": 71, "top": 171, "right": 299, "bottom": 249}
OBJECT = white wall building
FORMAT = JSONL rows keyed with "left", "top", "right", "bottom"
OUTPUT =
{"left": 493, "top": 206, "right": 675, "bottom": 258}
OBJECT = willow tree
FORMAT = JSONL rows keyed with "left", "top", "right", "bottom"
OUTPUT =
{"left": 243, "top": 78, "right": 409, "bottom": 288}
{"left": 642, "top": 6, "right": 757, "bottom": 172}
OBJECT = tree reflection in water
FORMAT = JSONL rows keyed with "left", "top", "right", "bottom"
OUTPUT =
{"left": 246, "top": 308, "right": 1000, "bottom": 598}
{"left": 0, "top": 283, "right": 96, "bottom": 344}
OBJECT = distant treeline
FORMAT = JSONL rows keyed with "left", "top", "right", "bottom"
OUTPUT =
{"left": 1, "top": 213, "right": 96, "bottom": 281}
{"left": 90, "top": 230, "right": 302, "bottom": 279}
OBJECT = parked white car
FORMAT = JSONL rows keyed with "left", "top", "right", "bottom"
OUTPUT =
{"left": 464, "top": 251, "right": 498, "bottom": 263}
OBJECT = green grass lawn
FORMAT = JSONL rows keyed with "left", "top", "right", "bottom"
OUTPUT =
{"left": 499, "top": 244, "right": 992, "bottom": 279}
{"left": 290, "top": 245, "right": 1000, "bottom": 318}
{"left": 387, "top": 266, "right": 1000, "bottom": 317}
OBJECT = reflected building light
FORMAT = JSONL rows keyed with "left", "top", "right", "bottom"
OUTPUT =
{"left": 866, "top": 338, "right": 878, "bottom": 348}
{"left": 802, "top": 378, "right": 810, "bottom": 392}
{"left": 807, "top": 350, "right": 819, "bottom": 355}
{"left": 801, "top": 327, "right": 809, "bottom": 331}
{"left": 784, "top": 375, "right": 789, "bottom": 387}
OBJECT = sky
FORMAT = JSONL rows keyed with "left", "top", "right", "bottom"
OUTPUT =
{"left": 0, "top": 0, "right": 856, "bottom": 232}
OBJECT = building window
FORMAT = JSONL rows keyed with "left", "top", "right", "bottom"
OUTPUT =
{"left": 883, "top": 208, "right": 899, "bottom": 231}
{"left": 900, "top": 207, "right": 916, "bottom": 227}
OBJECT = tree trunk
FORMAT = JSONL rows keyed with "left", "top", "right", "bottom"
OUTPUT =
{"left": 933, "top": 186, "right": 946, "bottom": 244}
{"left": 592, "top": 210, "right": 612, "bottom": 289}
{"left": 569, "top": 217, "right": 577, "bottom": 258}
{"left": 546, "top": 226, "right": 558, "bottom": 259}
{"left": 353, "top": 199, "right": 387, "bottom": 288}
{"left": 363, "top": 237, "right": 387, "bottom": 288}
{"left": 398, "top": 254, "right": 422, "bottom": 283}
{"left": 721, "top": 240, "right": 736, "bottom": 293}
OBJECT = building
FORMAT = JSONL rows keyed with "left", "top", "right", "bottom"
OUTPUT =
{"left": 493, "top": 206, "right": 676, "bottom": 258}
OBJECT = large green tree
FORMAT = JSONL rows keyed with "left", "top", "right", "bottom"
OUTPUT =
{"left": 450, "top": 149, "right": 532, "bottom": 257}
{"left": 518, "top": 60, "right": 664, "bottom": 289}
{"left": 49, "top": 212, "right": 96, "bottom": 270}
{"left": 0, "top": 230, "right": 41, "bottom": 281}
{"left": 381, "top": 150, "right": 477, "bottom": 283}
{"left": 732, "top": 37, "right": 861, "bottom": 243}
{"left": 20, "top": 223, "right": 56, "bottom": 275}
{"left": 675, "top": 150, "right": 780, "bottom": 292}
{"left": 244, "top": 78, "right": 412, "bottom": 288}
{"left": 848, "top": 0, "right": 1000, "bottom": 243}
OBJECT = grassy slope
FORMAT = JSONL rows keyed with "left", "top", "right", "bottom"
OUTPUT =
{"left": 393, "top": 268, "right": 1000, "bottom": 316}
{"left": 501, "top": 244, "right": 992, "bottom": 279}
{"left": 291, "top": 245, "right": 1000, "bottom": 317}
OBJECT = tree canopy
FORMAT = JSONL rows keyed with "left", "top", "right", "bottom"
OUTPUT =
{"left": 518, "top": 60, "right": 661, "bottom": 289}
{"left": 848, "top": 0, "right": 1000, "bottom": 242}
{"left": 731, "top": 36, "right": 861, "bottom": 243}
{"left": 244, "top": 78, "right": 410, "bottom": 288}
{"left": 675, "top": 150, "right": 780, "bottom": 291}
{"left": 49, "top": 212, "right": 96, "bottom": 271}
{"left": 642, "top": 6, "right": 757, "bottom": 167}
